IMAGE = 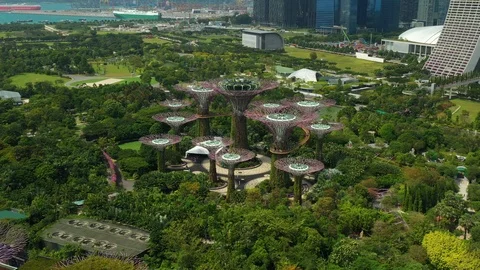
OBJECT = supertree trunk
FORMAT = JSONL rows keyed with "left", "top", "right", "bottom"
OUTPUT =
{"left": 157, "top": 149, "right": 166, "bottom": 172}
{"left": 209, "top": 158, "right": 217, "bottom": 182}
{"left": 198, "top": 118, "right": 210, "bottom": 137}
{"left": 232, "top": 114, "right": 248, "bottom": 149}
{"left": 226, "top": 166, "right": 235, "bottom": 202}
{"left": 270, "top": 153, "right": 289, "bottom": 189}
{"left": 294, "top": 175, "right": 304, "bottom": 205}
{"left": 316, "top": 137, "right": 324, "bottom": 161}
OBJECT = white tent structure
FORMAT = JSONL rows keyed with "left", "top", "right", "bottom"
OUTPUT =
{"left": 287, "top": 68, "right": 320, "bottom": 82}
{"left": 185, "top": 146, "right": 210, "bottom": 158}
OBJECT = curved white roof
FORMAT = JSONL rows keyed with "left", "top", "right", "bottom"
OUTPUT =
{"left": 287, "top": 68, "right": 320, "bottom": 82}
{"left": 398, "top": 25, "right": 443, "bottom": 45}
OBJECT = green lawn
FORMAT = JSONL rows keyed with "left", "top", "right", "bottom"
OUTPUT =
{"left": 318, "top": 106, "right": 343, "bottom": 121}
{"left": 92, "top": 63, "right": 132, "bottom": 77}
{"left": 119, "top": 141, "right": 142, "bottom": 151}
{"left": 450, "top": 99, "right": 480, "bottom": 122}
{"left": 143, "top": 37, "right": 171, "bottom": 44}
{"left": 284, "top": 47, "right": 384, "bottom": 75}
{"left": 72, "top": 76, "right": 157, "bottom": 87}
{"left": 9, "top": 73, "right": 70, "bottom": 87}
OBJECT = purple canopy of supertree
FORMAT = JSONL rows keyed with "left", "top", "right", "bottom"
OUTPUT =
{"left": 152, "top": 112, "right": 198, "bottom": 132}
{"left": 245, "top": 107, "right": 317, "bottom": 152}
{"left": 192, "top": 136, "right": 233, "bottom": 159}
{"left": 305, "top": 121, "right": 344, "bottom": 137}
{"left": 275, "top": 157, "right": 325, "bottom": 204}
{"left": 288, "top": 99, "right": 336, "bottom": 113}
{"left": 159, "top": 99, "right": 192, "bottom": 111}
{"left": 248, "top": 100, "right": 290, "bottom": 114}
{"left": 215, "top": 147, "right": 255, "bottom": 202}
{"left": 201, "top": 78, "right": 279, "bottom": 116}
{"left": 139, "top": 134, "right": 182, "bottom": 149}
{"left": 275, "top": 157, "right": 325, "bottom": 176}
{"left": 192, "top": 136, "right": 233, "bottom": 183}
{"left": 215, "top": 147, "right": 255, "bottom": 167}
{"left": 174, "top": 83, "right": 217, "bottom": 115}
{"left": 0, "top": 222, "right": 27, "bottom": 263}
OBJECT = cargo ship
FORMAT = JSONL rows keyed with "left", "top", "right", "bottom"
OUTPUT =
{"left": 0, "top": 4, "right": 41, "bottom": 11}
{"left": 113, "top": 10, "right": 160, "bottom": 20}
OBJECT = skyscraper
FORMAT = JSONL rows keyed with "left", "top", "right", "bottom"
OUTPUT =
{"left": 424, "top": 0, "right": 480, "bottom": 76}
{"left": 255, "top": 0, "right": 315, "bottom": 28}
{"left": 400, "top": 0, "right": 419, "bottom": 23}
{"left": 417, "top": 0, "right": 450, "bottom": 26}
{"left": 374, "top": 0, "right": 400, "bottom": 32}
{"left": 316, "top": 0, "right": 336, "bottom": 30}
{"left": 357, "top": 0, "right": 400, "bottom": 32}
{"left": 253, "top": 0, "right": 270, "bottom": 24}
{"left": 340, "top": 0, "right": 358, "bottom": 33}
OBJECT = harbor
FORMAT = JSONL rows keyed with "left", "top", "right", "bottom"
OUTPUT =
{"left": 8, "top": 10, "right": 115, "bottom": 19}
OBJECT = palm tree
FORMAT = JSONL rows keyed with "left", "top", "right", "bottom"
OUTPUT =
{"left": 459, "top": 214, "right": 475, "bottom": 239}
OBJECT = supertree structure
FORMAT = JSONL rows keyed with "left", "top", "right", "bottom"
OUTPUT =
{"left": 175, "top": 83, "right": 218, "bottom": 136}
{"left": 192, "top": 136, "right": 233, "bottom": 183}
{"left": 245, "top": 107, "right": 317, "bottom": 188}
{"left": 289, "top": 99, "right": 336, "bottom": 113}
{"left": 0, "top": 222, "right": 27, "bottom": 264}
{"left": 215, "top": 148, "right": 255, "bottom": 202}
{"left": 275, "top": 157, "right": 325, "bottom": 205}
{"left": 152, "top": 112, "right": 198, "bottom": 135}
{"left": 160, "top": 99, "right": 192, "bottom": 111}
{"left": 202, "top": 78, "right": 279, "bottom": 148}
{"left": 305, "top": 121, "right": 344, "bottom": 161}
{"left": 139, "top": 134, "right": 182, "bottom": 172}
{"left": 248, "top": 100, "right": 289, "bottom": 114}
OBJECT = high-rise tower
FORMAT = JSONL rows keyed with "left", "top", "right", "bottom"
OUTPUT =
{"left": 424, "top": 0, "right": 480, "bottom": 76}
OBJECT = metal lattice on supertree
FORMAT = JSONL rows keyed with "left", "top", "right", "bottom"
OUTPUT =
{"left": 160, "top": 99, "right": 192, "bottom": 111}
{"left": 202, "top": 78, "right": 279, "bottom": 148}
{"left": 174, "top": 83, "right": 217, "bottom": 115}
{"left": 139, "top": 134, "right": 182, "bottom": 172}
{"left": 245, "top": 107, "right": 316, "bottom": 188}
{"left": 245, "top": 107, "right": 316, "bottom": 153}
{"left": 215, "top": 147, "right": 255, "bottom": 202}
{"left": 305, "top": 121, "right": 344, "bottom": 161}
{"left": 175, "top": 83, "right": 218, "bottom": 136}
{"left": 152, "top": 112, "right": 198, "bottom": 134}
{"left": 275, "top": 157, "right": 325, "bottom": 205}
{"left": 0, "top": 222, "right": 27, "bottom": 264}
{"left": 192, "top": 136, "right": 233, "bottom": 183}
{"left": 248, "top": 100, "right": 290, "bottom": 114}
{"left": 288, "top": 99, "right": 336, "bottom": 113}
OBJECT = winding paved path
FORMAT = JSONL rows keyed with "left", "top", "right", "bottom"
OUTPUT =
{"left": 185, "top": 154, "right": 272, "bottom": 194}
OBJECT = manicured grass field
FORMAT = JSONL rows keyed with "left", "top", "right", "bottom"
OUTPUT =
{"left": 143, "top": 37, "right": 171, "bottom": 44}
{"left": 318, "top": 106, "right": 342, "bottom": 121}
{"left": 9, "top": 73, "right": 70, "bottom": 87}
{"left": 450, "top": 99, "right": 480, "bottom": 122}
{"left": 284, "top": 47, "right": 384, "bottom": 75}
{"left": 92, "top": 63, "right": 132, "bottom": 77}
{"left": 72, "top": 76, "right": 157, "bottom": 87}
{"left": 118, "top": 141, "right": 142, "bottom": 151}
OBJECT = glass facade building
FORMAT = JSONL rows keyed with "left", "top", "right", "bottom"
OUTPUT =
{"left": 316, "top": 0, "right": 335, "bottom": 29}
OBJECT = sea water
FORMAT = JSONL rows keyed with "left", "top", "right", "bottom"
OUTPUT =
{"left": 0, "top": 2, "right": 115, "bottom": 24}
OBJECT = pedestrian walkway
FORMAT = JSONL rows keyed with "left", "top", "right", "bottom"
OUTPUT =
{"left": 184, "top": 154, "right": 272, "bottom": 192}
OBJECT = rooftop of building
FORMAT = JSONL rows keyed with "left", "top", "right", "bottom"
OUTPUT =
{"left": 243, "top": 29, "right": 278, "bottom": 35}
{"left": 42, "top": 218, "right": 150, "bottom": 257}
{"left": 397, "top": 25, "right": 443, "bottom": 45}
{"left": 0, "top": 90, "right": 21, "bottom": 99}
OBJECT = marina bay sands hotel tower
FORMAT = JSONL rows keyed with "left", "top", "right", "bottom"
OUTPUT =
{"left": 424, "top": 0, "right": 480, "bottom": 76}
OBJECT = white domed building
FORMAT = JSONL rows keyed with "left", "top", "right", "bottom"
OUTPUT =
{"left": 382, "top": 25, "right": 443, "bottom": 57}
